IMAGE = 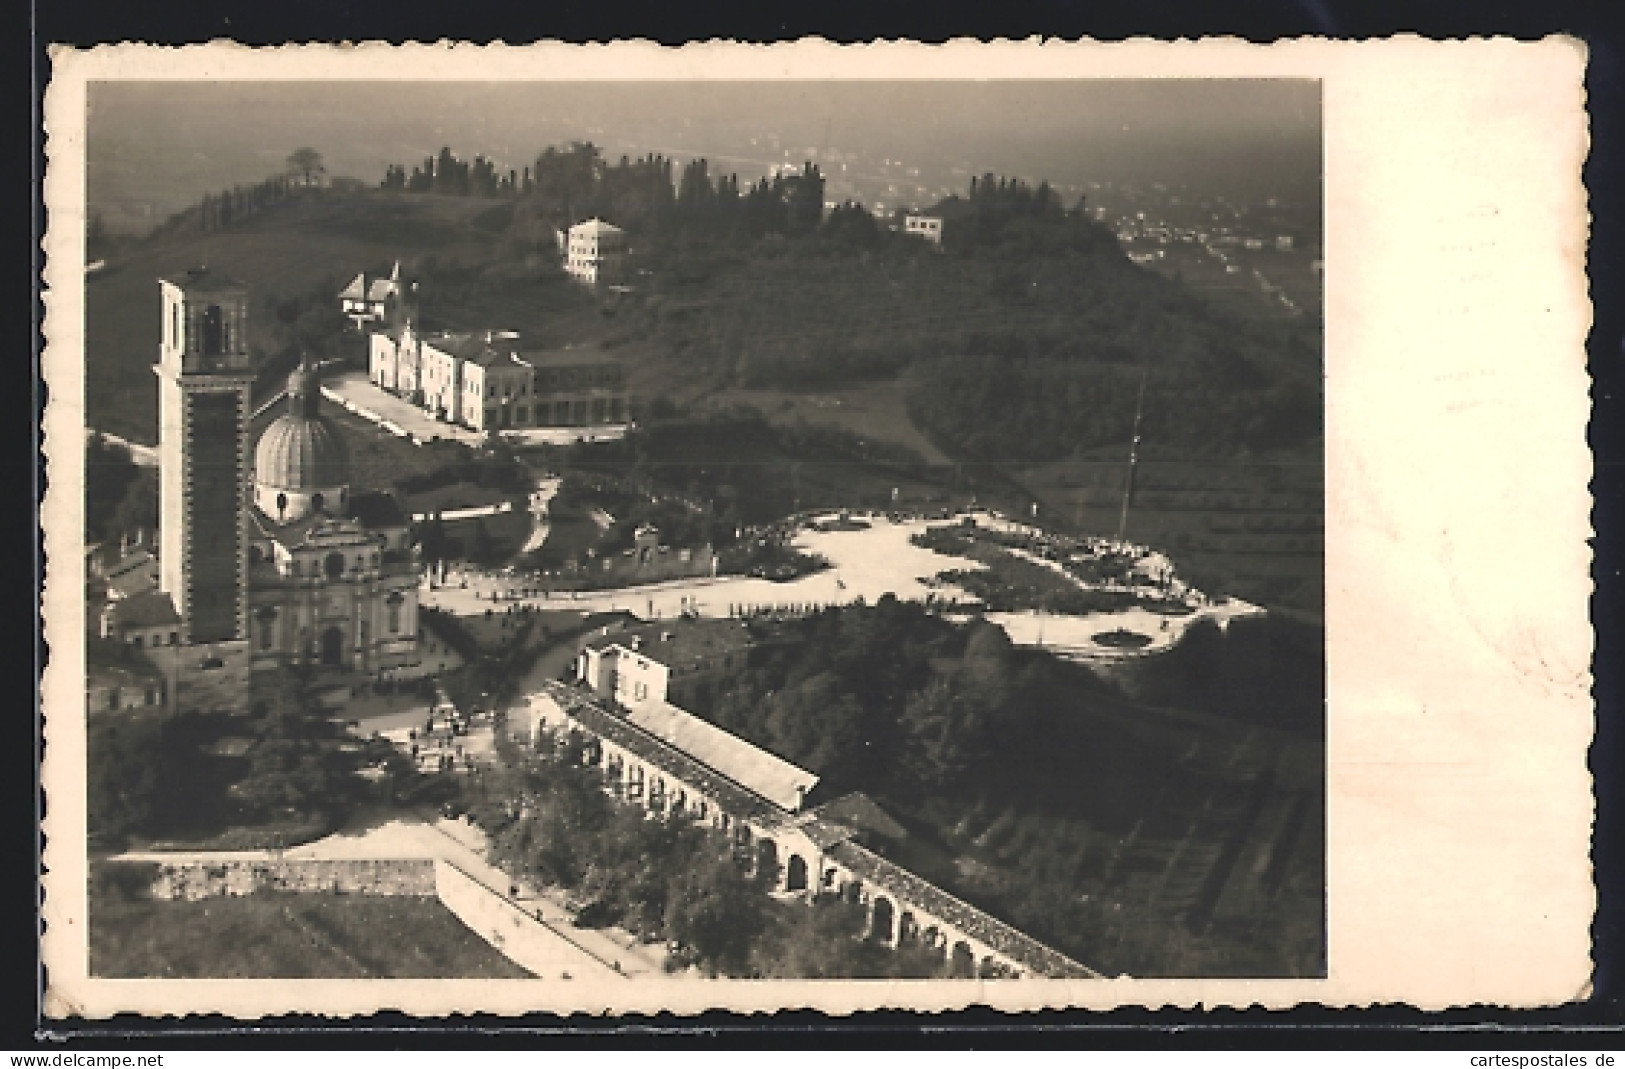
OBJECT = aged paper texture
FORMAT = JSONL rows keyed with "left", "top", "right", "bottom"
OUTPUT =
{"left": 41, "top": 37, "right": 1592, "bottom": 1018}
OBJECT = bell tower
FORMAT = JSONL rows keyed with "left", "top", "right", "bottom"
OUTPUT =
{"left": 155, "top": 268, "right": 254, "bottom": 645}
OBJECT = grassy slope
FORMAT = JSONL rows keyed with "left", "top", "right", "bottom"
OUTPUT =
{"left": 91, "top": 890, "right": 533, "bottom": 979}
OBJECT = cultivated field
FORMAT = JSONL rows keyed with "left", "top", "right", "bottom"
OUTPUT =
{"left": 1013, "top": 453, "right": 1323, "bottom": 616}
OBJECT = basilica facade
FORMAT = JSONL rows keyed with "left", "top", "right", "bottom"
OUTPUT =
{"left": 246, "top": 360, "right": 421, "bottom": 677}
{"left": 98, "top": 267, "right": 423, "bottom": 713}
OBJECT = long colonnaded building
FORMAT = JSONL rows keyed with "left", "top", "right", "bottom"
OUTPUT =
{"left": 518, "top": 621, "right": 1100, "bottom": 980}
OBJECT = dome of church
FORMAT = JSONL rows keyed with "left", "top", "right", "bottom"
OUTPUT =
{"left": 254, "top": 412, "right": 349, "bottom": 490}
{"left": 253, "top": 359, "right": 349, "bottom": 499}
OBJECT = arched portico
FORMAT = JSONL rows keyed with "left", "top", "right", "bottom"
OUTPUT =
{"left": 869, "top": 897, "right": 895, "bottom": 944}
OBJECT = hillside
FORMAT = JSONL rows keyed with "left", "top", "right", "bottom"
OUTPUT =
{"left": 83, "top": 179, "right": 1323, "bottom": 612}
{"left": 84, "top": 190, "right": 608, "bottom": 443}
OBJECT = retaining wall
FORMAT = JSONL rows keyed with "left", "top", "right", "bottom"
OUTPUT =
{"left": 145, "top": 858, "right": 437, "bottom": 901}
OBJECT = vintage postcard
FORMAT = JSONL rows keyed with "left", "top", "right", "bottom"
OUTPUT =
{"left": 40, "top": 38, "right": 1593, "bottom": 1018}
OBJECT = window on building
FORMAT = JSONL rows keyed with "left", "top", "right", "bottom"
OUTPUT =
{"left": 324, "top": 552, "right": 345, "bottom": 580}
{"left": 144, "top": 687, "right": 156, "bottom": 706}
{"left": 107, "top": 690, "right": 119, "bottom": 712}
{"left": 387, "top": 594, "right": 403, "bottom": 634}
{"left": 131, "top": 635, "right": 142, "bottom": 648}
{"left": 202, "top": 304, "right": 225, "bottom": 356}
{"left": 312, "top": 492, "right": 325, "bottom": 513}
{"left": 169, "top": 632, "right": 178, "bottom": 645}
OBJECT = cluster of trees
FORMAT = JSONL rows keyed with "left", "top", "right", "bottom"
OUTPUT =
{"left": 367, "top": 142, "right": 1320, "bottom": 463}
{"left": 85, "top": 435, "right": 156, "bottom": 545}
{"left": 930, "top": 174, "right": 1116, "bottom": 256}
{"left": 382, "top": 147, "right": 523, "bottom": 199}
{"left": 679, "top": 597, "right": 1324, "bottom": 976}
{"left": 378, "top": 142, "right": 829, "bottom": 248}
{"left": 253, "top": 273, "right": 354, "bottom": 382}
{"left": 86, "top": 671, "right": 393, "bottom": 849}
{"left": 699, "top": 598, "right": 1043, "bottom": 795}
{"left": 194, "top": 174, "right": 299, "bottom": 232}
{"left": 472, "top": 734, "right": 946, "bottom": 977}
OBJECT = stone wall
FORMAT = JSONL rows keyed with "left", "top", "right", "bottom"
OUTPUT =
{"left": 145, "top": 858, "right": 437, "bottom": 901}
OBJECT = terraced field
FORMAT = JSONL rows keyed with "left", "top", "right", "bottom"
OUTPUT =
{"left": 1014, "top": 454, "right": 1323, "bottom": 616}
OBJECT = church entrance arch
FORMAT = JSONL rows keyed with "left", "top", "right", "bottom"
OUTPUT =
{"left": 320, "top": 626, "right": 345, "bottom": 666}
{"left": 786, "top": 854, "right": 808, "bottom": 892}
{"left": 755, "top": 839, "right": 779, "bottom": 885}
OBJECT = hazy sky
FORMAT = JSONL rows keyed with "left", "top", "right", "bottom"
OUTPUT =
{"left": 89, "top": 79, "right": 1320, "bottom": 232}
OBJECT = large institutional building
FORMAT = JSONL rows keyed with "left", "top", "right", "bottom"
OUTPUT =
{"left": 561, "top": 218, "right": 626, "bottom": 285}
{"left": 361, "top": 265, "right": 631, "bottom": 436}
{"left": 93, "top": 268, "right": 423, "bottom": 714}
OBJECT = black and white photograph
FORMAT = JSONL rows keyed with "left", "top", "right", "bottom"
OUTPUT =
{"left": 41, "top": 40, "right": 1592, "bottom": 1017}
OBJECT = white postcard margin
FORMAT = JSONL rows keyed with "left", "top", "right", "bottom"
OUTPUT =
{"left": 40, "top": 36, "right": 1595, "bottom": 1017}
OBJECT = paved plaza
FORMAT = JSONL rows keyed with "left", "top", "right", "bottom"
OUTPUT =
{"left": 322, "top": 371, "right": 484, "bottom": 446}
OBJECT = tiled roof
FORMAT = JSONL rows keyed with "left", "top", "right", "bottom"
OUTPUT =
{"left": 520, "top": 347, "right": 623, "bottom": 368}
{"left": 581, "top": 619, "right": 754, "bottom": 670}
{"left": 570, "top": 218, "right": 623, "bottom": 236}
{"left": 425, "top": 334, "right": 494, "bottom": 361}
{"left": 88, "top": 660, "right": 164, "bottom": 688}
{"left": 161, "top": 267, "right": 246, "bottom": 294}
{"left": 542, "top": 683, "right": 785, "bottom": 827}
{"left": 622, "top": 699, "right": 817, "bottom": 813}
{"left": 792, "top": 817, "right": 856, "bottom": 851}
{"left": 827, "top": 841, "right": 1101, "bottom": 979}
{"left": 810, "top": 792, "right": 908, "bottom": 842}
{"left": 106, "top": 590, "right": 180, "bottom": 629}
{"left": 107, "top": 567, "right": 157, "bottom": 600}
{"left": 339, "top": 273, "right": 368, "bottom": 300}
{"left": 467, "top": 349, "right": 531, "bottom": 371}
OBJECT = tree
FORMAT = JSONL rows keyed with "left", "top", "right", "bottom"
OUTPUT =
{"left": 663, "top": 848, "right": 764, "bottom": 975}
{"left": 287, "top": 147, "right": 326, "bottom": 186}
{"left": 87, "top": 717, "right": 166, "bottom": 845}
